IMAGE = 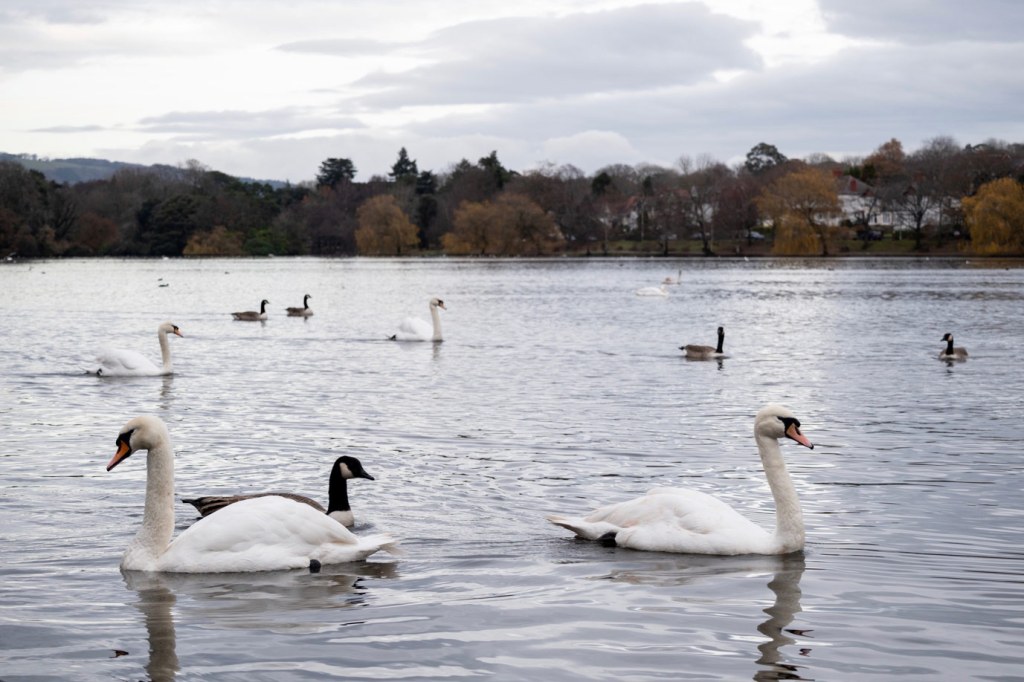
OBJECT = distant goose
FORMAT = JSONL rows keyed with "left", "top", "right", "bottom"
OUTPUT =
{"left": 183, "top": 455, "right": 374, "bottom": 528}
{"left": 635, "top": 285, "right": 668, "bottom": 297}
{"left": 106, "top": 416, "right": 396, "bottom": 572}
{"left": 938, "top": 332, "right": 968, "bottom": 360}
{"left": 390, "top": 297, "right": 446, "bottom": 342}
{"left": 94, "top": 322, "right": 183, "bottom": 377}
{"left": 232, "top": 299, "right": 269, "bottom": 321}
{"left": 547, "top": 403, "right": 815, "bottom": 555}
{"left": 286, "top": 294, "right": 313, "bottom": 317}
{"left": 682, "top": 326, "right": 727, "bottom": 359}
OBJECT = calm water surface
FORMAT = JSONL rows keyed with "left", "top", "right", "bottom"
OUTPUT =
{"left": 1, "top": 257, "right": 1022, "bottom": 681}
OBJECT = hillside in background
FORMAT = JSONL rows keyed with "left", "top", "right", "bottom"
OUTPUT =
{"left": 0, "top": 151, "right": 285, "bottom": 187}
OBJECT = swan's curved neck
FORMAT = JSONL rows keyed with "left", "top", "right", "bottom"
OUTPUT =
{"left": 430, "top": 305, "right": 443, "bottom": 342}
{"left": 157, "top": 329, "right": 172, "bottom": 372}
{"left": 756, "top": 432, "right": 803, "bottom": 551}
{"left": 127, "top": 441, "right": 176, "bottom": 567}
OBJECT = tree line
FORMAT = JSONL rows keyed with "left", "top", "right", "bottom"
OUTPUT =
{"left": 2, "top": 137, "right": 1023, "bottom": 260}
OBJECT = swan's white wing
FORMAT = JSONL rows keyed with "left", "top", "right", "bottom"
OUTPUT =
{"left": 549, "top": 487, "right": 772, "bottom": 555}
{"left": 394, "top": 316, "right": 432, "bottom": 341}
{"left": 157, "top": 497, "right": 394, "bottom": 572}
{"left": 96, "top": 346, "right": 160, "bottom": 376}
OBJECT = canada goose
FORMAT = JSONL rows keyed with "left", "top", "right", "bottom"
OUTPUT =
{"left": 682, "top": 326, "right": 726, "bottom": 359}
{"left": 232, "top": 300, "right": 269, "bottom": 321}
{"left": 183, "top": 455, "right": 373, "bottom": 527}
{"left": 286, "top": 294, "right": 313, "bottom": 317}
{"left": 938, "top": 332, "right": 968, "bottom": 360}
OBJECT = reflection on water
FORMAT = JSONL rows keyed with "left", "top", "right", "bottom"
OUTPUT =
{"left": 755, "top": 556, "right": 809, "bottom": 682}
{"left": 2, "top": 257, "right": 1023, "bottom": 681}
{"left": 122, "top": 562, "right": 398, "bottom": 681}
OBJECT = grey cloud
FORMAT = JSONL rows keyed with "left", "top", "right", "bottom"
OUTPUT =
{"left": 819, "top": 0, "right": 1024, "bottom": 44}
{"left": 350, "top": 4, "right": 760, "bottom": 107}
{"left": 135, "top": 108, "right": 366, "bottom": 140}
{"left": 393, "top": 39, "right": 1024, "bottom": 170}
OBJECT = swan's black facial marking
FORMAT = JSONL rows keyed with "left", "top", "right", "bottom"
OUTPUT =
{"left": 778, "top": 416, "right": 801, "bottom": 431}
{"left": 116, "top": 429, "right": 136, "bottom": 453}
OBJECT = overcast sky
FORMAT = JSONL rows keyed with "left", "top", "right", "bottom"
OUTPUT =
{"left": 1, "top": 0, "right": 1022, "bottom": 183}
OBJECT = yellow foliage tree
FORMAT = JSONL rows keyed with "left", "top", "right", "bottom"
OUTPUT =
{"left": 183, "top": 225, "right": 245, "bottom": 256}
{"left": 355, "top": 195, "right": 420, "bottom": 255}
{"left": 757, "top": 168, "right": 841, "bottom": 255}
{"left": 963, "top": 178, "right": 1024, "bottom": 255}
{"left": 444, "top": 195, "right": 562, "bottom": 256}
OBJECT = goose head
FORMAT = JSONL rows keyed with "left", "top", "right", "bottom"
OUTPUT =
{"left": 430, "top": 298, "right": 446, "bottom": 311}
{"left": 941, "top": 332, "right": 954, "bottom": 343}
{"left": 754, "top": 404, "right": 814, "bottom": 449}
{"left": 106, "top": 415, "right": 169, "bottom": 471}
{"left": 334, "top": 455, "right": 375, "bottom": 482}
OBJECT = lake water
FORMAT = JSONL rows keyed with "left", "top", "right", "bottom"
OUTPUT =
{"left": 1, "top": 256, "right": 1022, "bottom": 681}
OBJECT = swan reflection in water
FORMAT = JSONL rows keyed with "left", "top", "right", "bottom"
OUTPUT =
{"left": 600, "top": 553, "right": 811, "bottom": 682}
{"left": 120, "top": 562, "right": 397, "bottom": 681}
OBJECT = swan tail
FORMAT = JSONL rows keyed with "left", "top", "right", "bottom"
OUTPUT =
{"left": 546, "top": 514, "right": 619, "bottom": 541}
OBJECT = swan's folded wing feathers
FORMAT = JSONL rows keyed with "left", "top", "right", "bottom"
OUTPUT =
{"left": 97, "top": 347, "right": 155, "bottom": 373}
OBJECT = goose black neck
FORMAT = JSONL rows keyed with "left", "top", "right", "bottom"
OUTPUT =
{"left": 716, "top": 328, "right": 724, "bottom": 354}
{"left": 945, "top": 337, "right": 955, "bottom": 355}
{"left": 326, "top": 465, "right": 351, "bottom": 513}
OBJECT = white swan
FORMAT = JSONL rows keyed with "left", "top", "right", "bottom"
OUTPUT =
{"left": 183, "top": 454, "right": 373, "bottom": 528}
{"left": 547, "top": 404, "right": 814, "bottom": 555}
{"left": 232, "top": 299, "right": 268, "bottom": 321}
{"left": 635, "top": 285, "right": 668, "bottom": 297}
{"left": 390, "top": 297, "right": 446, "bottom": 342}
{"left": 94, "top": 322, "right": 182, "bottom": 377}
{"left": 106, "top": 416, "right": 396, "bottom": 572}
{"left": 938, "top": 332, "right": 968, "bottom": 360}
{"left": 682, "top": 326, "right": 727, "bottom": 359}
{"left": 286, "top": 294, "right": 313, "bottom": 317}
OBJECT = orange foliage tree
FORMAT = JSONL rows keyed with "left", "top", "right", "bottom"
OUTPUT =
{"left": 443, "top": 194, "right": 562, "bottom": 256}
{"left": 355, "top": 195, "right": 419, "bottom": 255}
{"left": 757, "top": 168, "right": 841, "bottom": 255}
{"left": 963, "top": 177, "right": 1024, "bottom": 255}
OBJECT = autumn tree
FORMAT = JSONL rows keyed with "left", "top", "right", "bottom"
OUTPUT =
{"left": 355, "top": 194, "right": 419, "bottom": 255}
{"left": 757, "top": 167, "right": 841, "bottom": 255}
{"left": 962, "top": 177, "right": 1024, "bottom": 255}
{"left": 443, "top": 194, "right": 560, "bottom": 256}
{"left": 183, "top": 225, "right": 245, "bottom": 256}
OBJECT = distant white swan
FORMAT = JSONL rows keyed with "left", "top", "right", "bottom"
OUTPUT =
{"left": 682, "top": 326, "right": 727, "bottom": 359}
{"left": 286, "top": 294, "right": 313, "bottom": 317}
{"left": 390, "top": 297, "right": 446, "bottom": 342}
{"left": 547, "top": 404, "right": 815, "bottom": 555}
{"left": 635, "top": 285, "right": 668, "bottom": 297}
{"left": 183, "top": 454, "right": 374, "bottom": 528}
{"left": 232, "top": 299, "right": 268, "bottom": 321}
{"left": 106, "top": 415, "right": 396, "bottom": 572}
{"left": 95, "top": 322, "right": 182, "bottom": 377}
{"left": 938, "top": 332, "right": 968, "bottom": 360}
